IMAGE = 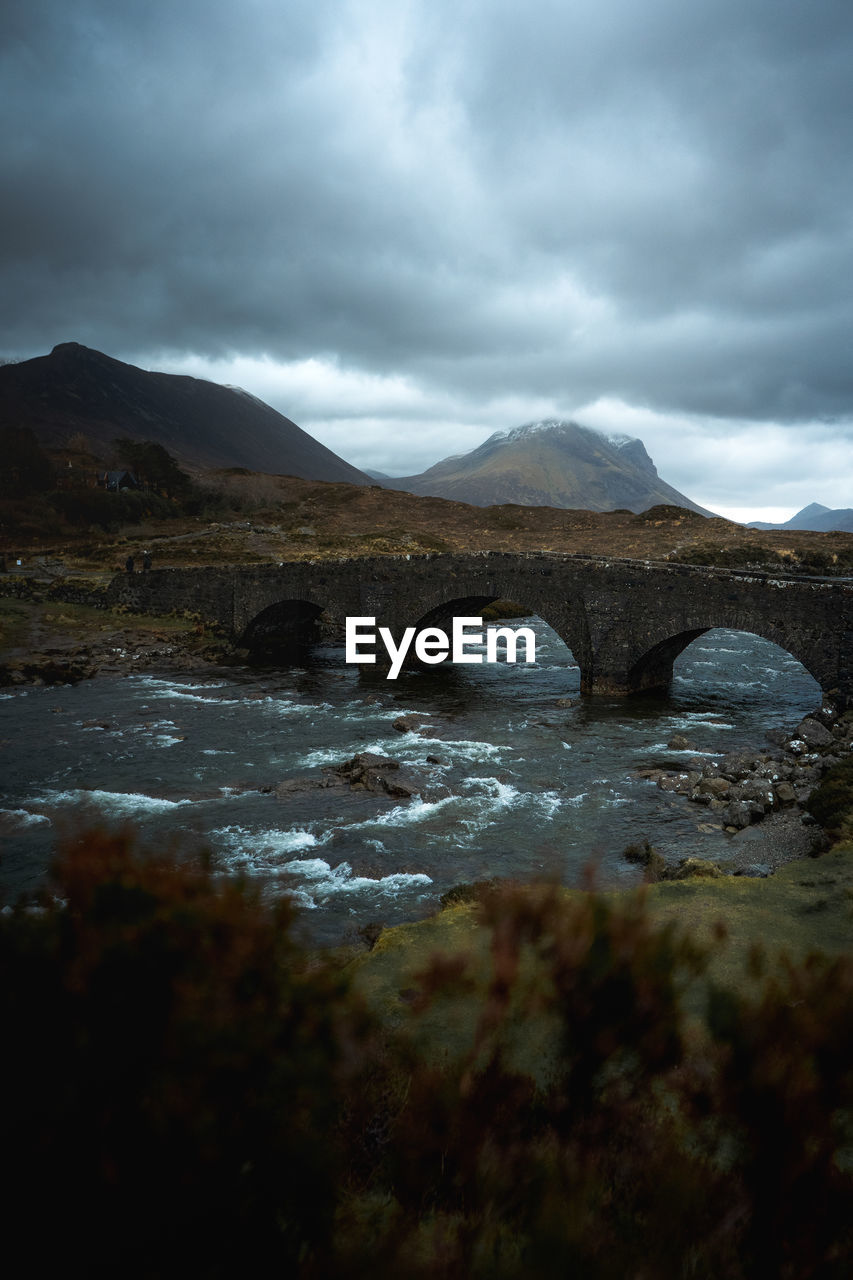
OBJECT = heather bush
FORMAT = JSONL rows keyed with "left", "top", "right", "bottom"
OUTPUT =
{"left": 0, "top": 829, "right": 373, "bottom": 1274}
{"left": 2, "top": 833, "right": 853, "bottom": 1277}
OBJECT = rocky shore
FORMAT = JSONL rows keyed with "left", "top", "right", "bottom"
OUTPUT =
{"left": 0, "top": 576, "right": 230, "bottom": 687}
{"left": 635, "top": 705, "right": 853, "bottom": 877}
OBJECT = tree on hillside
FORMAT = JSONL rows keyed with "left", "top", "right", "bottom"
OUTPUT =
{"left": 112, "top": 438, "right": 191, "bottom": 498}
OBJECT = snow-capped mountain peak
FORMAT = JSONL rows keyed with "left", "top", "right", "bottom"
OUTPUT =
{"left": 488, "top": 418, "right": 582, "bottom": 444}
{"left": 487, "top": 419, "right": 641, "bottom": 452}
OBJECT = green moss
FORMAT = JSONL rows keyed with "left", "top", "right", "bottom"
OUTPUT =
{"left": 479, "top": 599, "right": 529, "bottom": 622}
{"left": 354, "top": 848, "right": 853, "bottom": 1065}
{"left": 645, "top": 845, "right": 853, "bottom": 1004}
{"left": 438, "top": 879, "right": 502, "bottom": 908}
{"left": 352, "top": 903, "right": 488, "bottom": 1056}
{"left": 806, "top": 757, "right": 853, "bottom": 834}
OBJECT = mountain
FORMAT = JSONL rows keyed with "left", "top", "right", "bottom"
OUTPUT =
{"left": 379, "top": 419, "right": 711, "bottom": 514}
{"left": 0, "top": 343, "right": 371, "bottom": 484}
{"left": 749, "top": 503, "right": 853, "bottom": 533}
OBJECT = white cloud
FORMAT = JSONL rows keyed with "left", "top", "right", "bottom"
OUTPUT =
{"left": 153, "top": 352, "right": 428, "bottom": 420}
{"left": 576, "top": 397, "right": 853, "bottom": 516}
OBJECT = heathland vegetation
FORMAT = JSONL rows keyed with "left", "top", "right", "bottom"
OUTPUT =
{"left": 3, "top": 766, "right": 853, "bottom": 1276}
{"left": 3, "top": 428, "right": 853, "bottom": 575}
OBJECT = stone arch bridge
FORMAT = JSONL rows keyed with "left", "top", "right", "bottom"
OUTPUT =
{"left": 108, "top": 551, "right": 853, "bottom": 707}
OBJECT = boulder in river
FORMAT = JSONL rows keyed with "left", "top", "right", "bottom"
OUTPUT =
{"left": 392, "top": 714, "right": 432, "bottom": 735}
{"left": 657, "top": 773, "right": 689, "bottom": 794}
{"left": 622, "top": 839, "right": 668, "bottom": 882}
{"left": 336, "top": 752, "right": 415, "bottom": 797}
{"left": 273, "top": 752, "right": 417, "bottom": 799}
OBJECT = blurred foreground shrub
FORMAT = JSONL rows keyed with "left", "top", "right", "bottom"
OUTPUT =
{"left": 2, "top": 832, "right": 853, "bottom": 1277}
{"left": 0, "top": 829, "right": 372, "bottom": 1275}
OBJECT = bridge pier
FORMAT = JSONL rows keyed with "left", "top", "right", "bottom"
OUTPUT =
{"left": 581, "top": 671, "right": 633, "bottom": 697}
{"left": 581, "top": 668, "right": 672, "bottom": 697}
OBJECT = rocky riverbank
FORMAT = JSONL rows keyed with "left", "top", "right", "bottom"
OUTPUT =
{"left": 635, "top": 705, "right": 853, "bottom": 877}
{"left": 0, "top": 576, "right": 230, "bottom": 687}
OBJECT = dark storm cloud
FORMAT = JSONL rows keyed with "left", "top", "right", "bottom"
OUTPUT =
{"left": 2, "top": 0, "right": 852, "bottom": 465}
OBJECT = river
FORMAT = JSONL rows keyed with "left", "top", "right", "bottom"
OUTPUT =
{"left": 0, "top": 622, "right": 821, "bottom": 944}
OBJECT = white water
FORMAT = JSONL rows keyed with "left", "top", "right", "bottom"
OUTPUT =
{"left": 0, "top": 624, "right": 822, "bottom": 943}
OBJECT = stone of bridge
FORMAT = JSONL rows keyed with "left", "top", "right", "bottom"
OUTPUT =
{"left": 107, "top": 552, "right": 853, "bottom": 708}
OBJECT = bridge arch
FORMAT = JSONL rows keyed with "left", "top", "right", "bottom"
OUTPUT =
{"left": 414, "top": 594, "right": 501, "bottom": 630}
{"left": 625, "top": 618, "right": 831, "bottom": 697}
{"left": 403, "top": 579, "right": 593, "bottom": 681}
{"left": 239, "top": 598, "right": 327, "bottom": 660}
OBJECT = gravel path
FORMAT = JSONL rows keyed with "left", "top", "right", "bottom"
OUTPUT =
{"left": 717, "top": 809, "right": 826, "bottom": 875}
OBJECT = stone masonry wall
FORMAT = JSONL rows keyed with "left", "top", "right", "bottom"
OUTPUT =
{"left": 106, "top": 552, "right": 853, "bottom": 706}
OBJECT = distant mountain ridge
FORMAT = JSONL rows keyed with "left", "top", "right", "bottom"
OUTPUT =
{"left": 0, "top": 343, "right": 371, "bottom": 485}
{"left": 380, "top": 419, "right": 710, "bottom": 514}
{"left": 748, "top": 503, "right": 853, "bottom": 533}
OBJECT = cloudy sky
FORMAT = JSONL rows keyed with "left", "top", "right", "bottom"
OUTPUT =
{"left": 3, "top": 0, "right": 852, "bottom": 520}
